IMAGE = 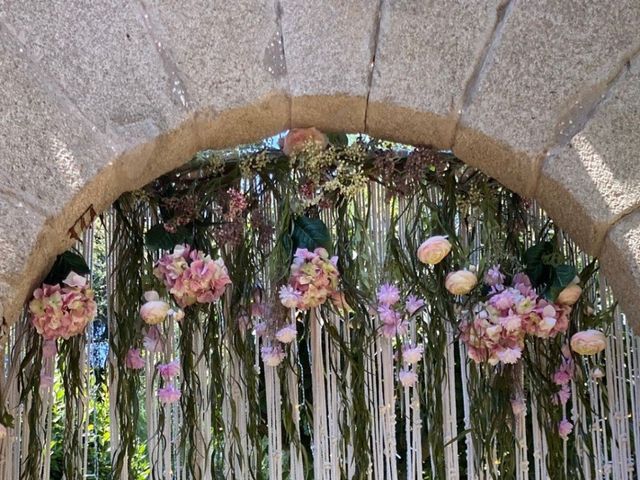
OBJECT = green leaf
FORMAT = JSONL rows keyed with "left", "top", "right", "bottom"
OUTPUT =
{"left": 326, "top": 132, "right": 349, "bottom": 147}
{"left": 524, "top": 241, "right": 553, "bottom": 287}
{"left": 144, "top": 224, "right": 191, "bottom": 251}
{"left": 553, "top": 264, "right": 577, "bottom": 288}
{"left": 44, "top": 250, "right": 91, "bottom": 285}
{"left": 291, "top": 216, "right": 332, "bottom": 252}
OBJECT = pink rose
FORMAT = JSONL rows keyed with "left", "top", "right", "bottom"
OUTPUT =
{"left": 570, "top": 330, "right": 606, "bottom": 356}
{"left": 281, "top": 128, "right": 328, "bottom": 156}
{"left": 445, "top": 270, "right": 477, "bottom": 295}
{"left": 557, "top": 284, "right": 582, "bottom": 306}
{"left": 417, "top": 236, "right": 451, "bottom": 265}
{"left": 140, "top": 296, "right": 170, "bottom": 325}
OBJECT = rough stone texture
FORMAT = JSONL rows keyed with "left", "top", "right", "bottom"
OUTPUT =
{"left": 536, "top": 58, "right": 640, "bottom": 254}
{"left": 455, "top": 0, "right": 640, "bottom": 197}
{"left": 601, "top": 210, "right": 640, "bottom": 332}
{"left": 280, "top": 0, "right": 379, "bottom": 132}
{"left": 366, "top": 0, "right": 502, "bottom": 149}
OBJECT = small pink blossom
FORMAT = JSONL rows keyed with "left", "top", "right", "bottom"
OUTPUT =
{"left": 143, "top": 326, "right": 164, "bottom": 353}
{"left": 402, "top": 344, "right": 424, "bottom": 364}
{"left": 558, "top": 419, "right": 573, "bottom": 440}
{"left": 554, "top": 384, "right": 571, "bottom": 406}
{"left": 553, "top": 369, "right": 572, "bottom": 386}
{"left": 279, "top": 285, "right": 301, "bottom": 309}
{"left": 591, "top": 368, "right": 605, "bottom": 380}
{"left": 405, "top": 295, "right": 424, "bottom": 315}
{"left": 157, "top": 360, "right": 180, "bottom": 379}
{"left": 261, "top": 345, "right": 286, "bottom": 367}
{"left": 125, "top": 348, "right": 145, "bottom": 370}
{"left": 157, "top": 385, "right": 181, "bottom": 404}
{"left": 496, "top": 347, "right": 522, "bottom": 364}
{"left": 275, "top": 325, "right": 297, "bottom": 344}
{"left": 398, "top": 369, "right": 418, "bottom": 388}
{"left": 377, "top": 283, "right": 400, "bottom": 306}
{"left": 484, "top": 265, "right": 505, "bottom": 287}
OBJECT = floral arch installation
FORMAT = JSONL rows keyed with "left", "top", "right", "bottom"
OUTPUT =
{"left": 0, "top": 130, "right": 638, "bottom": 480}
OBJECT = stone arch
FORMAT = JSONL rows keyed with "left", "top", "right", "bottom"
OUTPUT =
{"left": 1, "top": 1, "right": 639, "bottom": 331}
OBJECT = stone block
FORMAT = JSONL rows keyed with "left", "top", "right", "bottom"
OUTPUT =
{"left": 367, "top": 0, "right": 502, "bottom": 149}
{"left": 455, "top": 0, "right": 640, "bottom": 196}
{"left": 600, "top": 210, "right": 640, "bottom": 333}
{"left": 536, "top": 58, "right": 640, "bottom": 253}
{"left": 280, "top": 0, "right": 380, "bottom": 131}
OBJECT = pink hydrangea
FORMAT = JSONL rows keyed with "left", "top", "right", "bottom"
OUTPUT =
{"left": 157, "top": 360, "right": 180, "bottom": 379}
{"left": 157, "top": 385, "right": 181, "bottom": 404}
{"left": 125, "top": 348, "right": 145, "bottom": 369}
{"left": 29, "top": 272, "right": 97, "bottom": 340}
{"left": 285, "top": 248, "right": 340, "bottom": 310}
{"left": 155, "top": 245, "right": 231, "bottom": 308}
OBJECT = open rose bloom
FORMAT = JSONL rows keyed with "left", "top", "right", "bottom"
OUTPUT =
{"left": 460, "top": 270, "right": 571, "bottom": 366}
{"left": 29, "top": 272, "right": 97, "bottom": 340}
{"left": 154, "top": 244, "right": 231, "bottom": 308}
{"left": 281, "top": 127, "right": 328, "bottom": 156}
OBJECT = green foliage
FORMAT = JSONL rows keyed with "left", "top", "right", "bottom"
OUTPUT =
{"left": 291, "top": 216, "right": 332, "bottom": 253}
{"left": 43, "top": 250, "right": 91, "bottom": 285}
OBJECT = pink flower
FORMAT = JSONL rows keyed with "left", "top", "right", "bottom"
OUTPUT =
{"left": 570, "top": 330, "right": 606, "bottom": 356}
{"left": 405, "top": 295, "right": 424, "bottom": 315}
{"left": 143, "top": 326, "right": 164, "bottom": 353}
{"left": 279, "top": 285, "right": 301, "bottom": 309}
{"left": 253, "top": 322, "right": 267, "bottom": 337}
{"left": 558, "top": 419, "right": 573, "bottom": 440}
{"left": 554, "top": 384, "right": 571, "bottom": 406}
{"left": 445, "top": 270, "right": 477, "bottom": 295}
{"left": 402, "top": 344, "right": 423, "bottom": 364}
{"left": 157, "top": 360, "right": 180, "bottom": 379}
{"left": 275, "top": 325, "right": 297, "bottom": 344}
{"left": 40, "top": 372, "right": 54, "bottom": 389}
{"left": 140, "top": 293, "right": 170, "bottom": 325}
{"left": 157, "top": 385, "right": 181, "bottom": 404}
{"left": 417, "top": 236, "right": 451, "bottom": 265}
{"left": 286, "top": 248, "right": 340, "bottom": 309}
{"left": 398, "top": 369, "right": 418, "bottom": 387}
{"left": 484, "top": 265, "right": 505, "bottom": 287}
{"left": 553, "top": 369, "right": 572, "bottom": 386}
{"left": 42, "top": 339, "right": 57, "bottom": 359}
{"left": 125, "top": 349, "right": 145, "bottom": 369}
{"left": 261, "top": 345, "right": 286, "bottom": 367}
{"left": 281, "top": 128, "right": 328, "bottom": 156}
{"left": 377, "top": 283, "right": 400, "bottom": 306}
{"left": 591, "top": 368, "right": 605, "bottom": 380}
{"left": 496, "top": 347, "right": 522, "bottom": 365}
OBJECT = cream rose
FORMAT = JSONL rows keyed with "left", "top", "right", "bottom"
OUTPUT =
{"left": 557, "top": 284, "right": 582, "bottom": 305}
{"left": 445, "top": 270, "right": 477, "bottom": 295}
{"left": 140, "top": 298, "right": 170, "bottom": 325}
{"left": 417, "top": 236, "right": 451, "bottom": 265}
{"left": 281, "top": 128, "right": 328, "bottom": 156}
{"left": 570, "top": 330, "right": 607, "bottom": 356}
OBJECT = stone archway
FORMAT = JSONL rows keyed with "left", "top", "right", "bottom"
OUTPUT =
{"left": 0, "top": 1, "right": 639, "bottom": 331}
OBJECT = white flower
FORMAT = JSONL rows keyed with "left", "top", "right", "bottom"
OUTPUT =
{"left": 402, "top": 345, "right": 423, "bottom": 365}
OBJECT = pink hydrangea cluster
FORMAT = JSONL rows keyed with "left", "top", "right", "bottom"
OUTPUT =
{"left": 154, "top": 244, "right": 232, "bottom": 308}
{"left": 29, "top": 272, "right": 97, "bottom": 340}
{"left": 280, "top": 248, "right": 339, "bottom": 310}
{"left": 460, "top": 269, "right": 571, "bottom": 366}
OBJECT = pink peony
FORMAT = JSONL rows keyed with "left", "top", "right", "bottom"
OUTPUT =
{"left": 558, "top": 419, "right": 573, "bottom": 440}
{"left": 398, "top": 369, "right": 419, "bottom": 388}
{"left": 157, "top": 360, "right": 180, "bottom": 379}
{"left": 157, "top": 385, "right": 181, "bottom": 404}
{"left": 445, "top": 270, "right": 477, "bottom": 295}
{"left": 405, "top": 295, "right": 425, "bottom": 315}
{"left": 377, "top": 283, "right": 401, "bottom": 306}
{"left": 417, "top": 236, "right": 451, "bottom": 265}
{"left": 281, "top": 128, "right": 328, "bottom": 156}
{"left": 125, "top": 348, "right": 145, "bottom": 369}
{"left": 570, "top": 330, "right": 607, "bottom": 356}
{"left": 261, "top": 345, "right": 286, "bottom": 367}
{"left": 275, "top": 325, "right": 297, "bottom": 344}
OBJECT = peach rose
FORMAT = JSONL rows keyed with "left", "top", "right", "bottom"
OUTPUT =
{"left": 570, "top": 330, "right": 607, "bottom": 356}
{"left": 140, "top": 292, "right": 170, "bottom": 325}
{"left": 417, "top": 236, "right": 452, "bottom": 265}
{"left": 281, "top": 128, "right": 328, "bottom": 156}
{"left": 557, "top": 284, "right": 582, "bottom": 305}
{"left": 445, "top": 270, "right": 477, "bottom": 295}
